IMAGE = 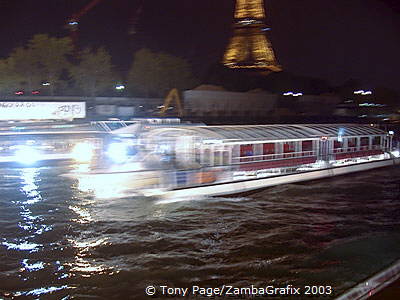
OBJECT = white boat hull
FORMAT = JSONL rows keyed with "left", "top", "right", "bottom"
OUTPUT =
{"left": 157, "top": 158, "right": 399, "bottom": 199}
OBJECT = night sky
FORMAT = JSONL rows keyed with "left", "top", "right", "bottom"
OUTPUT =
{"left": 0, "top": 0, "right": 399, "bottom": 91}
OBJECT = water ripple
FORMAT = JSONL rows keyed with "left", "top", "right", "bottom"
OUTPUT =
{"left": 0, "top": 166, "right": 399, "bottom": 299}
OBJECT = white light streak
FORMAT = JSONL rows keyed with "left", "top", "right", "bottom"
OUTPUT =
{"left": 14, "top": 146, "right": 41, "bottom": 165}
{"left": 71, "top": 142, "right": 94, "bottom": 163}
{"left": 107, "top": 143, "right": 129, "bottom": 163}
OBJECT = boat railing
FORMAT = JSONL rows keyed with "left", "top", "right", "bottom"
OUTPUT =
{"left": 91, "top": 120, "right": 136, "bottom": 132}
{"left": 156, "top": 145, "right": 394, "bottom": 190}
{"left": 160, "top": 166, "right": 233, "bottom": 189}
{"left": 160, "top": 160, "right": 325, "bottom": 190}
{"left": 334, "top": 145, "right": 383, "bottom": 153}
{"left": 232, "top": 150, "right": 317, "bottom": 164}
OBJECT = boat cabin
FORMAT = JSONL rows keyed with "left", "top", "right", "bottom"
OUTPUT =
{"left": 141, "top": 124, "right": 391, "bottom": 172}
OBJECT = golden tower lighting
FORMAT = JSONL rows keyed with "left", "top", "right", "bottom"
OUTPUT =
{"left": 223, "top": 0, "right": 282, "bottom": 72}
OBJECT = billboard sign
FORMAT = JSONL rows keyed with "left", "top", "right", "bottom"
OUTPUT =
{"left": 0, "top": 102, "right": 86, "bottom": 120}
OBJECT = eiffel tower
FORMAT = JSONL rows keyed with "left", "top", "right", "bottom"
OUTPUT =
{"left": 223, "top": 0, "right": 282, "bottom": 72}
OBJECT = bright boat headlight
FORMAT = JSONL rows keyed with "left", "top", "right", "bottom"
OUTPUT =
{"left": 107, "top": 143, "right": 128, "bottom": 164}
{"left": 14, "top": 146, "right": 41, "bottom": 165}
{"left": 72, "top": 142, "right": 94, "bottom": 163}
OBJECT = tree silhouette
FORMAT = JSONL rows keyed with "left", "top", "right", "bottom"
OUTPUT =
{"left": 127, "top": 48, "right": 197, "bottom": 97}
{"left": 69, "top": 47, "right": 118, "bottom": 97}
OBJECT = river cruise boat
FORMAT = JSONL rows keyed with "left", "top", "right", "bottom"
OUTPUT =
{"left": 66, "top": 123, "right": 400, "bottom": 199}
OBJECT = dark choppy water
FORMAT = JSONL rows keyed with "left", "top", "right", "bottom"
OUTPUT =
{"left": 0, "top": 165, "right": 399, "bottom": 299}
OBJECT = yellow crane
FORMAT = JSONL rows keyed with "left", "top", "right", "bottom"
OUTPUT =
{"left": 159, "top": 88, "right": 184, "bottom": 117}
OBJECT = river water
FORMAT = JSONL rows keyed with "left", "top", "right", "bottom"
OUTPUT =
{"left": 0, "top": 165, "right": 399, "bottom": 299}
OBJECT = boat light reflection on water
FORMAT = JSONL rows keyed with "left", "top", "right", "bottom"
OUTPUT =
{"left": 21, "top": 259, "right": 45, "bottom": 272}
{"left": 67, "top": 187, "right": 115, "bottom": 276}
{"left": 1, "top": 165, "right": 121, "bottom": 298}
{"left": 2, "top": 240, "right": 43, "bottom": 252}
{"left": 67, "top": 237, "right": 111, "bottom": 274}
{"left": 6, "top": 168, "right": 49, "bottom": 250}
{"left": 13, "top": 285, "right": 72, "bottom": 298}
{"left": 1, "top": 167, "right": 53, "bottom": 297}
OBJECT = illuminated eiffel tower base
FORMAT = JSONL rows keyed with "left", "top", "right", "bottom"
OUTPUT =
{"left": 223, "top": 0, "right": 282, "bottom": 73}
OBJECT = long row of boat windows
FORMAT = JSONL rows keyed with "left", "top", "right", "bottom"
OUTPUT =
{"left": 189, "top": 135, "right": 387, "bottom": 167}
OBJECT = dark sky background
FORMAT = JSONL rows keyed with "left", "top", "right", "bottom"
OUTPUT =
{"left": 0, "top": 0, "right": 399, "bottom": 91}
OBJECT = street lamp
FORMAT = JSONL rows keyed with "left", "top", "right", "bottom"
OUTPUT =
{"left": 354, "top": 90, "right": 372, "bottom": 95}
{"left": 283, "top": 92, "right": 303, "bottom": 97}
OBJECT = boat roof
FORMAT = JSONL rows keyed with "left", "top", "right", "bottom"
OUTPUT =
{"left": 145, "top": 124, "right": 387, "bottom": 142}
